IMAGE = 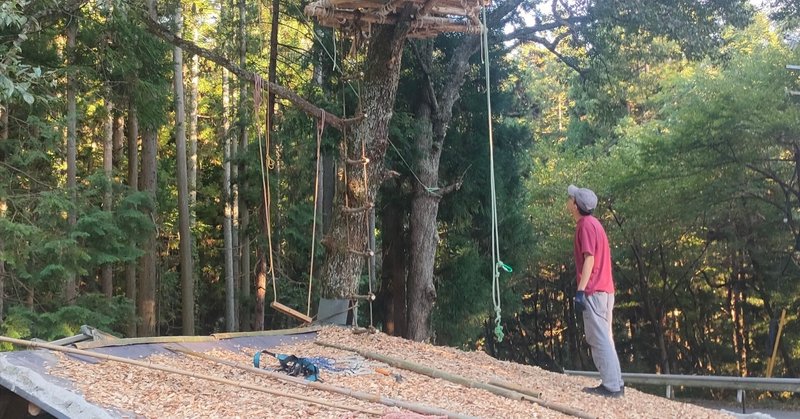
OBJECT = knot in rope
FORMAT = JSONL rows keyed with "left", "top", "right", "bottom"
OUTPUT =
{"left": 493, "top": 306, "right": 504, "bottom": 342}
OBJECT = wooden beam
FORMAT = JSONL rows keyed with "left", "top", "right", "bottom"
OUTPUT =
{"left": 76, "top": 335, "right": 216, "bottom": 350}
{"left": 171, "top": 346, "right": 479, "bottom": 419}
{"left": 271, "top": 301, "right": 313, "bottom": 324}
{"left": 211, "top": 325, "right": 321, "bottom": 339}
{"left": 0, "top": 336, "right": 382, "bottom": 415}
{"left": 316, "top": 340, "right": 598, "bottom": 419}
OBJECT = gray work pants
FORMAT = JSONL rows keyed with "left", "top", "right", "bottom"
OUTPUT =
{"left": 582, "top": 292, "right": 624, "bottom": 391}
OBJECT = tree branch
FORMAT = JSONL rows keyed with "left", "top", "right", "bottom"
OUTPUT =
{"left": 516, "top": 32, "right": 585, "bottom": 75}
{"left": 502, "top": 16, "right": 587, "bottom": 43}
{"left": 140, "top": 13, "right": 348, "bottom": 131}
{"left": 409, "top": 40, "right": 440, "bottom": 117}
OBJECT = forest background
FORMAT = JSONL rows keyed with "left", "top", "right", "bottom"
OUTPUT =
{"left": 2, "top": 0, "right": 800, "bottom": 401}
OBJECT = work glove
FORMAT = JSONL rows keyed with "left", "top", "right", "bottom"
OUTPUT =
{"left": 575, "top": 291, "right": 587, "bottom": 314}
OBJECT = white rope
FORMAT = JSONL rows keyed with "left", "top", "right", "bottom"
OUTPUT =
{"left": 482, "top": 7, "right": 506, "bottom": 342}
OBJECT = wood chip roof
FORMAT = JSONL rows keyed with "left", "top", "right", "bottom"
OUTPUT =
{"left": 0, "top": 326, "right": 737, "bottom": 418}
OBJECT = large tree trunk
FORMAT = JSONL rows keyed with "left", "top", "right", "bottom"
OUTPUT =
{"left": 406, "top": 91, "right": 440, "bottom": 341}
{"left": 65, "top": 18, "right": 78, "bottom": 304}
{"left": 173, "top": 4, "right": 195, "bottom": 335}
{"left": 405, "top": 37, "right": 479, "bottom": 341}
{"left": 126, "top": 101, "right": 139, "bottom": 337}
{"left": 319, "top": 20, "right": 412, "bottom": 299}
{"left": 138, "top": 126, "right": 158, "bottom": 336}
{"left": 102, "top": 89, "right": 114, "bottom": 298}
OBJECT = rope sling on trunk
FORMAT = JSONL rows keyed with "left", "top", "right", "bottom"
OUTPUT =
{"left": 481, "top": 7, "right": 512, "bottom": 342}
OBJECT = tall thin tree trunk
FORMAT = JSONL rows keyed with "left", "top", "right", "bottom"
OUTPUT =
{"left": 173, "top": 3, "right": 195, "bottom": 335}
{"left": 188, "top": 4, "right": 199, "bottom": 227}
{"left": 0, "top": 100, "right": 7, "bottom": 140}
{"left": 230, "top": 84, "right": 240, "bottom": 329}
{"left": 0, "top": 235, "right": 4, "bottom": 322}
{"left": 731, "top": 251, "right": 748, "bottom": 376}
{"left": 236, "top": 0, "right": 249, "bottom": 332}
{"left": 257, "top": 0, "right": 282, "bottom": 326}
{"left": 102, "top": 89, "right": 114, "bottom": 298}
{"left": 138, "top": 126, "right": 158, "bottom": 337}
{"left": 380, "top": 188, "right": 407, "bottom": 336}
{"left": 253, "top": 0, "right": 280, "bottom": 330}
{"left": 631, "top": 242, "right": 670, "bottom": 374}
{"left": 254, "top": 219, "right": 266, "bottom": 331}
{"left": 126, "top": 101, "right": 139, "bottom": 337}
{"left": 217, "top": 0, "right": 236, "bottom": 332}
{"left": 223, "top": 68, "right": 236, "bottom": 331}
{"left": 138, "top": 0, "right": 159, "bottom": 338}
{"left": 65, "top": 19, "right": 78, "bottom": 303}
{"left": 0, "top": 100, "right": 6, "bottom": 322}
{"left": 267, "top": 0, "right": 281, "bottom": 279}
{"left": 113, "top": 112, "right": 125, "bottom": 168}
{"left": 322, "top": 155, "right": 335, "bottom": 235}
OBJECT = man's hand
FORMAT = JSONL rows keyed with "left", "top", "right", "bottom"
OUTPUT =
{"left": 575, "top": 291, "right": 587, "bottom": 314}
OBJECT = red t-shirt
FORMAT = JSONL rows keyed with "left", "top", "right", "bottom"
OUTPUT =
{"left": 574, "top": 215, "right": 614, "bottom": 295}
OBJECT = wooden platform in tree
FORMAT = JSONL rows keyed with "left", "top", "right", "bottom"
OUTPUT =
{"left": 304, "top": 0, "right": 489, "bottom": 39}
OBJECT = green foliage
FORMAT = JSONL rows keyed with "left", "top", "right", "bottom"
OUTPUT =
{"left": 0, "top": 294, "right": 131, "bottom": 351}
{"left": 0, "top": 0, "right": 52, "bottom": 105}
{"left": 513, "top": 12, "right": 800, "bottom": 382}
{"left": 586, "top": 0, "right": 754, "bottom": 59}
{"left": 434, "top": 243, "right": 491, "bottom": 346}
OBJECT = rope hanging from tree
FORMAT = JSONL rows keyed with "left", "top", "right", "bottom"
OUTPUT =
{"left": 308, "top": 110, "right": 324, "bottom": 316}
{"left": 480, "top": 7, "right": 512, "bottom": 343}
{"left": 254, "top": 73, "right": 316, "bottom": 324}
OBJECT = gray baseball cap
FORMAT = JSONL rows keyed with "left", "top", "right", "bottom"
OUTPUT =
{"left": 568, "top": 184, "right": 598, "bottom": 212}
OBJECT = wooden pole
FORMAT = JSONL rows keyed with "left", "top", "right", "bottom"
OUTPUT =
{"left": 487, "top": 378, "right": 542, "bottom": 399}
{"left": 766, "top": 309, "right": 787, "bottom": 378}
{"left": 170, "top": 346, "right": 478, "bottom": 419}
{"left": 316, "top": 340, "right": 598, "bottom": 419}
{"left": 0, "top": 336, "right": 380, "bottom": 415}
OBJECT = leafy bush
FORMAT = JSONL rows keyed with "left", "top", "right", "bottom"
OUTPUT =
{"left": 0, "top": 294, "right": 132, "bottom": 351}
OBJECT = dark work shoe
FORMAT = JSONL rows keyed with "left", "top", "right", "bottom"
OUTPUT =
{"left": 582, "top": 384, "right": 624, "bottom": 398}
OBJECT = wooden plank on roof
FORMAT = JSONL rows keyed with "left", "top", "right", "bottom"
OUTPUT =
{"left": 211, "top": 325, "right": 322, "bottom": 339}
{"left": 74, "top": 335, "right": 216, "bottom": 350}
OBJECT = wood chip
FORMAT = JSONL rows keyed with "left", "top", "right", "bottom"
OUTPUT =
{"left": 44, "top": 326, "right": 731, "bottom": 418}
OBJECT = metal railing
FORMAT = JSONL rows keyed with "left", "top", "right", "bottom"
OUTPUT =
{"left": 565, "top": 369, "right": 800, "bottom": 409}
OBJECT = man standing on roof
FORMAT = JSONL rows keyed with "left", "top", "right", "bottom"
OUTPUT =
{"left": 567, "top": 184, "right": 624, "bottom": 398}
